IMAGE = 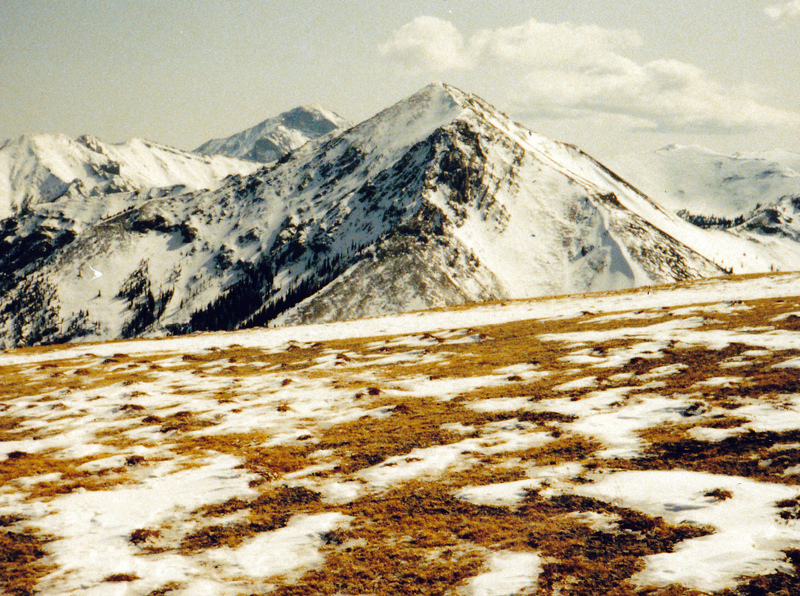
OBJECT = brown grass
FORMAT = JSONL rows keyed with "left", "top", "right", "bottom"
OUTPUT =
{"left": 179, "top": 515, "right": 290, "bottom": 553}
{"left": 103, "top": 573, "right": 139, "bottom": 582}
{"left": 158, "top": 410, "right": 216, "bottom": 434}
{"left": 173, "top": 433, "right": 314, "bottom": 480}
{"left": 0, "top": 450, "right": 138, "bottom": 500}
{"left": 316, "top": 403, "right": 464, "bottom": 475}
{"left": 130, "top": 528, "right": 162, "bottom": 545}
{"left": 629, "top": 425, "right": 800, "bottom": 484}
{"left": 257, "top": 481, "right": 711, "bottom": 596}
{"left": 0, "top": 526, "right": 53, "bottom": 596}
{"left": 0, "top": 415, "right": 22, "bottom": 442}
{"left": 518, "top": 435, "right": 601, "bottom": 467}
{"left": 132, "top": 486, "right": 327, "bottom": 555}
{"left": 146, "top": 582, "right": 183, "bottom": 596}
{"left": 716, "top": 550, "right": 800, "bottom": 596}
{"left": 703, "top": 488, "right": 733, "bottom": 502}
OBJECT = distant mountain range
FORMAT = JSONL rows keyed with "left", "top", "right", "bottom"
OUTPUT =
{"left": 610, "top": 144, "right": 800, "bottom": 218}
{"left": 1, "top": 84, "right": 799, "bottom": 348}
{"left": 0, "top": 134, "right": 261, "bottom": 220}
{"left": 195, "top": 105, "right": 350, "bottom": 163}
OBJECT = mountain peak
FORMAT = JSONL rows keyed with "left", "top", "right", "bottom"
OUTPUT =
{"left": 5, "top": 83, "right": 796, "bottom": 350}
{"left": 337, "top": 82, "right": 472, "bottom": 156}
{"left": 195, "top": 105, "right": 351, "bottom": 163}
{"left": 403, "top": 82, "right": 469, "bottom": 113}
{"left": 278, "top": 105, "right": 349, "bottom": 134}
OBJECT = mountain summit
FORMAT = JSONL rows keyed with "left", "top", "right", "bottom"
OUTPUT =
{"left": 3, "top": 82, "right": 789, "bottom": 347}
{"left": 195, "top": 105, "right": 350, "bottom": 163}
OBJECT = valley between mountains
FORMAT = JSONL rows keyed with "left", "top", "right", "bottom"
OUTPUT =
{"left": 2, "top": 271, "right": 800, "bottom": 595}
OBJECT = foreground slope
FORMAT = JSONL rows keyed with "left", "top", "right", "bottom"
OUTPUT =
{"left": 0, "top": 83, "right": 726, "bottom": 348}
{"left": 2, "top": 271, "right": 800, "bottom": 595}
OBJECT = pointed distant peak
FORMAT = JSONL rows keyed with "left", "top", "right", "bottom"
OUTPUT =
{"left": 372, "top": 82, "right": 470, "bottom": 128}
{"left": 274, "top": 105, "right": 350, "bottom": 135}
{"left": 339, "top": 83, "right": 476, "bottom": 156}
{"left": 283, "top": 103, "right": 343, "bottom": 119}
{"left": 408, "top": 82, "right": 468, "bottom": 108}
{"left": 195, "top": 103, "right": 350, "bottom": 162}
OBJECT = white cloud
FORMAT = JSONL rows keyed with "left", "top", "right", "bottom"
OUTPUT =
{"left": 378, "top": 16, "right": 474, "bottom": 72}
{"left": 765, "top": 1, "right": 800, "bottom": 24}
{"left": 472, "top": 20, "right": 641, "bottom": 75}
{"left": 380, "top": 17, "right": 800, "bottom": 134}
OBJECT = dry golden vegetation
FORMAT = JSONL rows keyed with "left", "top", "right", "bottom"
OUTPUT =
{"left": 2, "top": 273, "right": 800, "bottom": 594}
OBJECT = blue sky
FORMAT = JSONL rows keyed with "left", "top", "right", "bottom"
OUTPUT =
{"left": 1, "top": 0, "right": 798, "bottom": 160}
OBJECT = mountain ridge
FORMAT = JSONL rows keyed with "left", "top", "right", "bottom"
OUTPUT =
{"left": 0, "top": 132, "right": 261, "bottom": 219}
{"left": 0, "top": 83, "right": 725, "bottom": 347}
{"left": 1, "top": 83, "right": 799, "bottom": 348}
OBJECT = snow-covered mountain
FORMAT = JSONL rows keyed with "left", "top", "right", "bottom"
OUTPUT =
{"left": 0, "top": 83, "right": 732, "bottom": 348}
{"left": 0, "top": 134, "right": 260, "bottom": 220}
{"left": 609, "top": 144, "right": 800, "bottom": 218}
{"left": 195, "top": 105, "right": 350, "bottom": 163}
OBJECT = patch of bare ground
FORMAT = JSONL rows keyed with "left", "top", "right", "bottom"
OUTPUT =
{"left": 256, "top": 482, "right": 709, "bottom": 596}
{"left": 615, "top": 344, "right": 751, "bottom": 385}
{"left": 157, "top": 410, "right": 217, "bottom": 434}
{"left": 572, "top": 340, "right": 800, "bottom": 409}
{"left": 316, "top": 401, "right": 466, "bottom": 475}
{"left": 516, "top": 434, "right": 601, "bottom": 468}
{"left": 314, "top": 396, "right": 570, "bottom": 476}
{"left": 0, "top": 357, "right": 163, "bottom": 398}
{"left": 127, "top": 486, "right": 326, "bottom": 556}
{"left": 0, "top": 414, "right": 22, "bottom": 442}
{"left": 625, "top": 425, "right": 800, "bottom": 484}
{"left": 526, "top": 494, "right": 712, "bottom": 596}
{"left": 173, "top": 433, "right": 314, "bottom": 482}
{"left": 145, "top": 581, "right": 183, "bottom": 595}
{"left": 445, "top": 464, "right": 529, "bottom": 488}
{"left": 362, "top": 319, "right": 574, "bottom": 382}
{"left": 0, "top": 523, "right": 53, "bottom": 596}
{"left": 156, "top": 343, "right": 329, "bottom": 376}
{"left": 103, "top": 573, "right": 139, "bottom": 582}
{"left": 0, "top": 450, "right": 148, "bottom": 500}
{"left": 178, "top": 485, "right": 323, "bottom": 554}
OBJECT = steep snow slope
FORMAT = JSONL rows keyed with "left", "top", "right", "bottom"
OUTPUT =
{"left": 0, "top": 83, "right": 728, "bottom": 348}
{"left": 0, "top": 134, "right": 260, "bottom": 219}
{"left": 195, "top": 105, "right": 350, "bottom": 162}
{"left": 609, "top": 144, "right": 800, "bottom": 218}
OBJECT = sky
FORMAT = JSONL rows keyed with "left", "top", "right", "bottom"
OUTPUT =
{"left": 1, "top": 0, "right": 799, "bottom": 162}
